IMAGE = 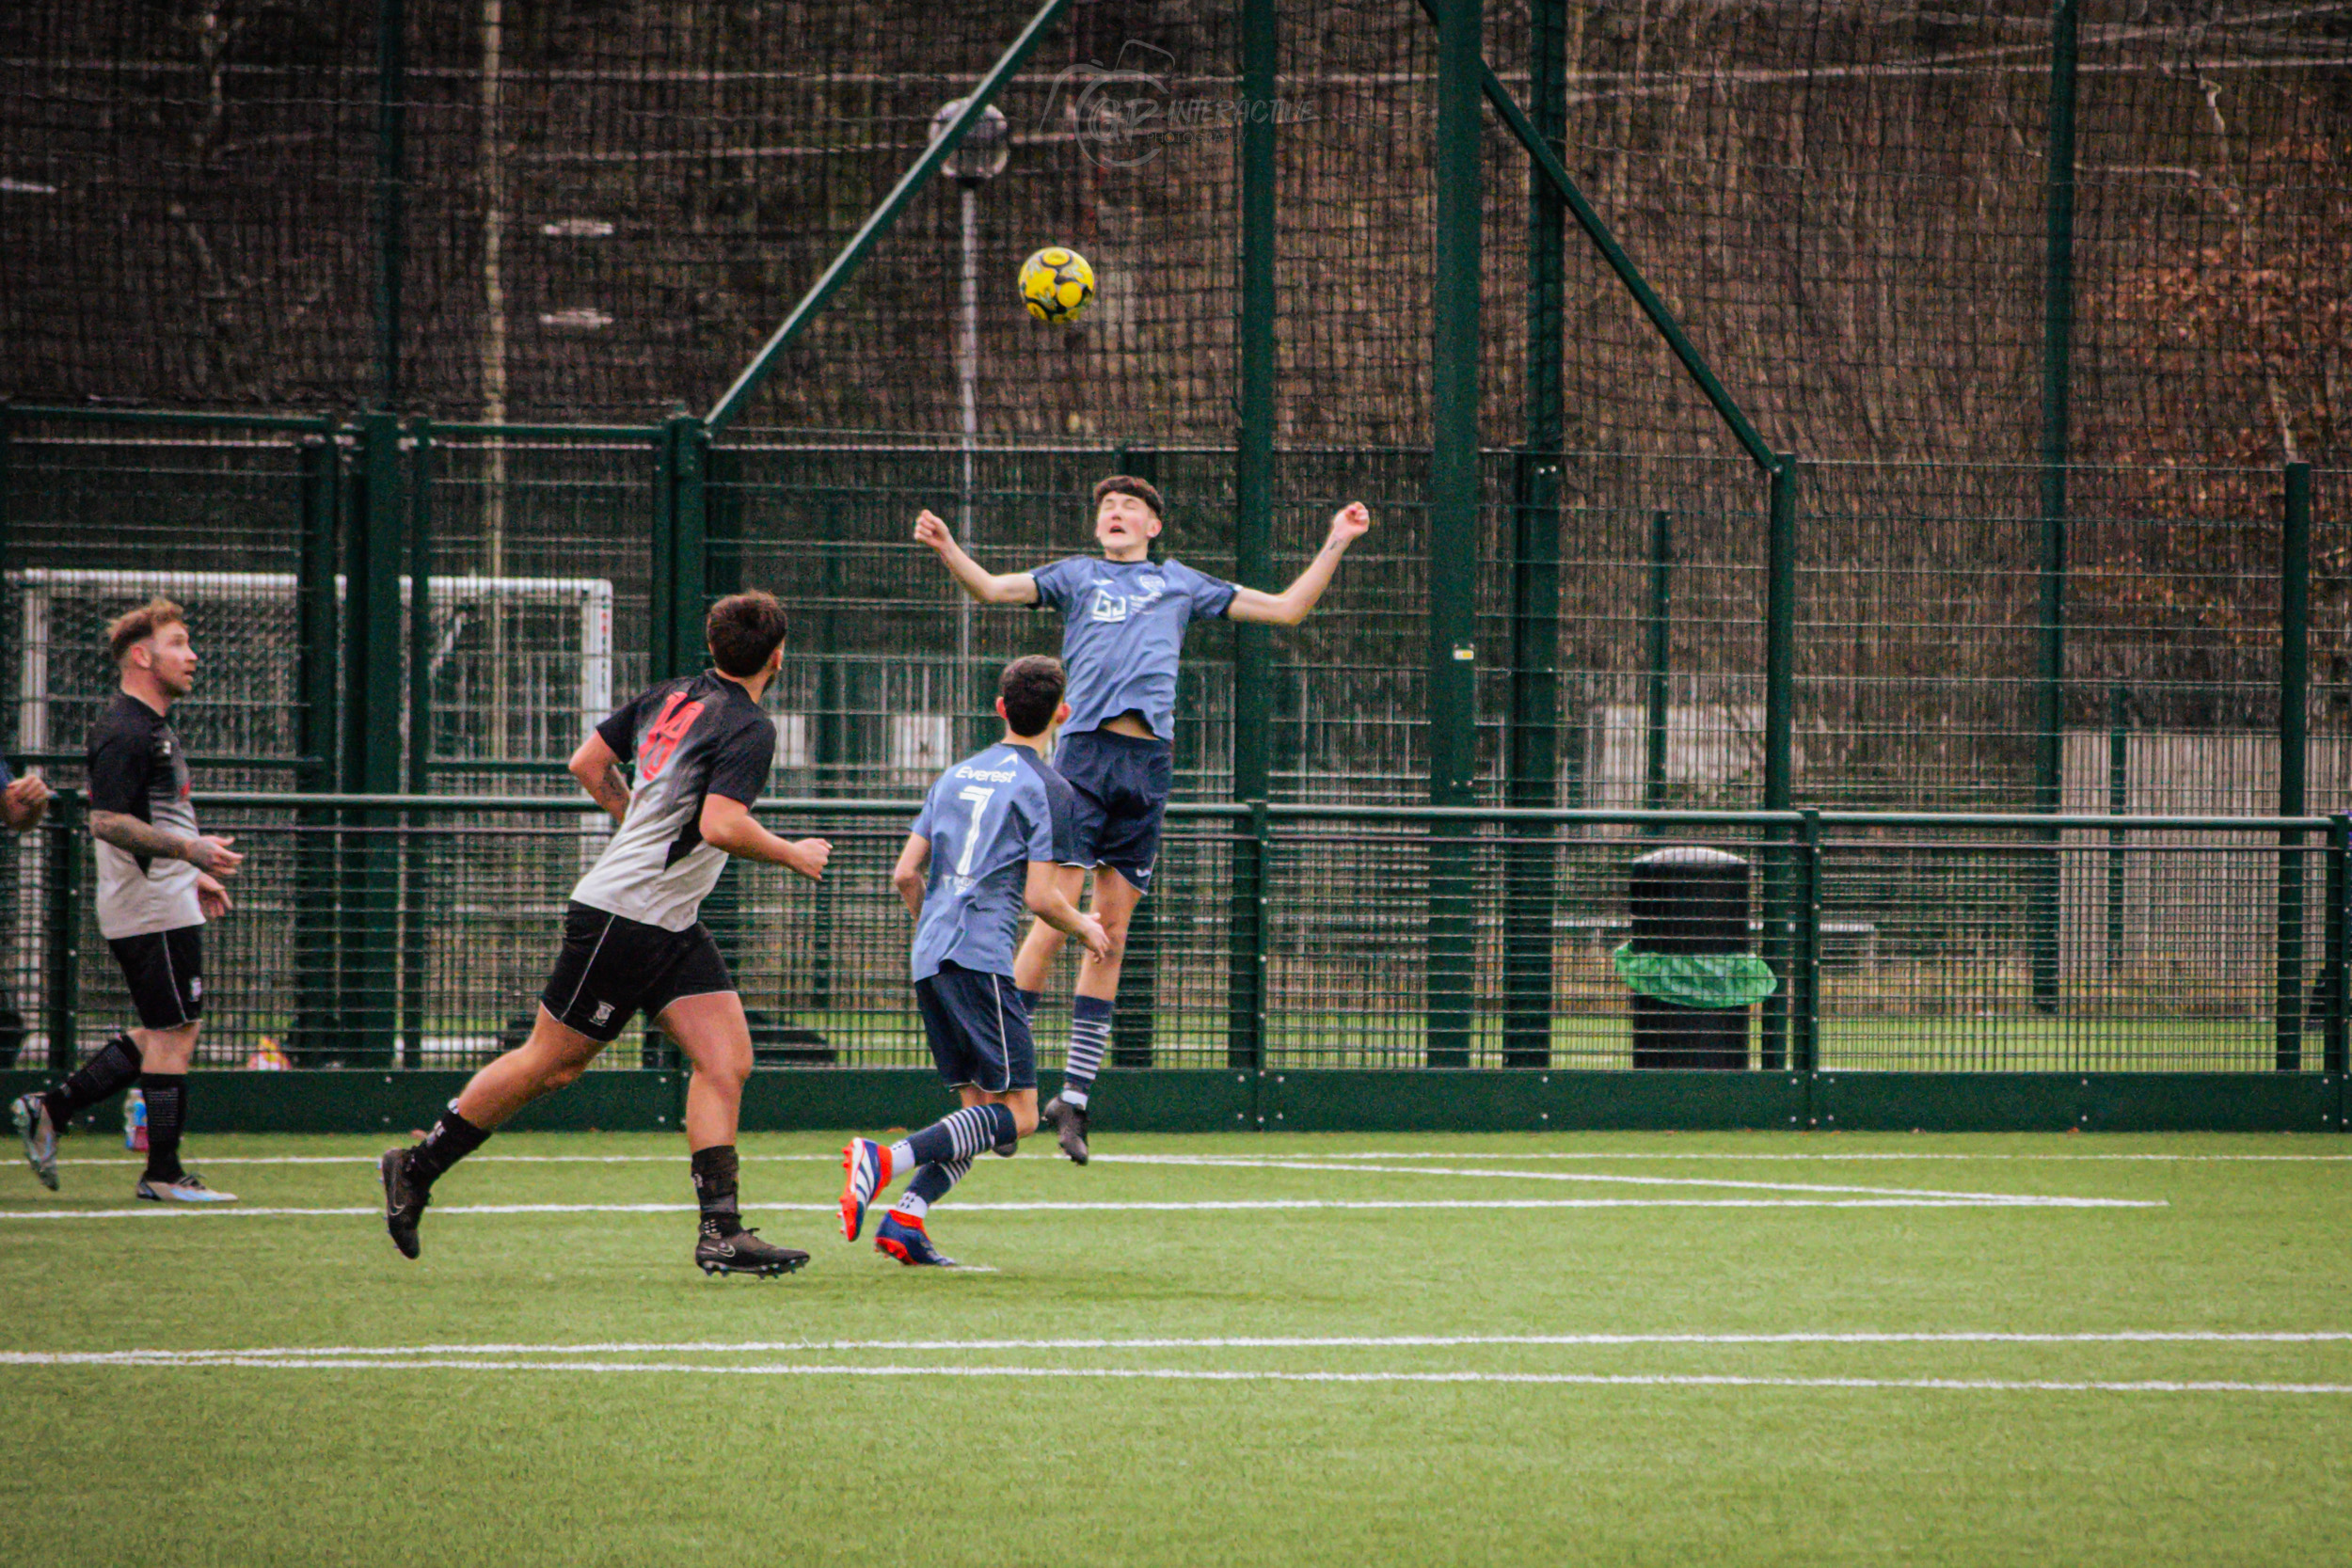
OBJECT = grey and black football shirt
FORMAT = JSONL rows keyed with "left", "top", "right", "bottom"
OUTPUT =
{"left": 87, "top": 691, "right": 203, "bottom": 940}
{"left": 569, "top": 672, "right": 776, "bottom": 931}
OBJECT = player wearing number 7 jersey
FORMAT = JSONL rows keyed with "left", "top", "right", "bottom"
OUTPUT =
{"left": 838, "top": 656, "right": 1108, "bottom": 1266}
{"left": 379, "top": 592, "right": 832, "bottom": 1278}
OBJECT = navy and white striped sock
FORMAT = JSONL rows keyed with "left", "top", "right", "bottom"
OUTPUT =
{"left": 1061, "top": 994, "right": 1113, "bottom": 1109}
{"left": 900, "top": 1102, "right": 1018, "bottom": 1169}
{"left": 891, "top": 1156, "right": 973, "bottom": 1221}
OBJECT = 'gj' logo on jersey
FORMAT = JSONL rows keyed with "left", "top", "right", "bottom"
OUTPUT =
{"left": 1089, "top": 588, "right": 1130, "bottom": 623}
{"left": 638, "top": 692, "right": 706, "bottom": 782}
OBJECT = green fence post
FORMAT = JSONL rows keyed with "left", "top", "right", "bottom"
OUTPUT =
{"left": 2106, "top": 683, "right": 2127, "bottom": 972}
{"left": 1500, "top": 0, "right": 1565, "bottom": 1071}
{"left": 1227, "top": 801, "right": 1268, "bottom": 1071}
{"left": 641, "top": 416, "right": 706, "bottom": 1069}
{"left": 1796, "top": 808, "right": 1821, "bottom": 1074}
{"left": 42, "top": 790, "right": 82, "bottom": 1074}
{"left": 400, "top": 420, "right": 434, "bottom": 1068}
{"left": 294, "top": 434, "right": 342, "bottom": 1062}
{"left": 1425, "top": 0, "right": 1483, "bottom": 1069}
{"left": 650, "top": 425, "right": 679, "bottom": 688}
{"left": 671, "top": 415, "right": 710, "bottom": 682}
{"left": 1502, "top": 446, "right": 1562, "bottom": 1069}
{"left": 373, "top": 0, "right": 408, "bottom": 410}
{"left": 1115, "top": 880, "right": 1160, "bottom": 1069}
{"left": 2033, "top": 0, "right": 2079, "bottom": 1018}
{"left": 2326, "top": 814, "right": 2348, "bottom": 1079}
{"left": 2280, "top": 461, "right": 2312, "bottom": 1071}
{"left": 699, "top": 437, "right": 752, "bottom": 1006}
{"left": 1760, "top": 456, "right": 1797, "bottom": 1072}
{"left": 405, "top": 422, "right": 434, "bottom": 796}
{"left": 1233, "top": 0, "right": 1277, "bottom": 814}
{"left": 1230, "top": 0, "right": 1276, "bottom": 1082}
{"left": 342, "top": 413, "right": 406, "bottom": 1067}
{"left": 1644, "top": 508, "right": 1673, "bottom": 826}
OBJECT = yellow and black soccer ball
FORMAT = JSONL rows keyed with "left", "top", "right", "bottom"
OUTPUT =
{"left": 1018, "top": 246, "right": 1096, "bottom": 325}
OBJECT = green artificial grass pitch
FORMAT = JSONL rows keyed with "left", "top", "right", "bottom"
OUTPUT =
{"left": 3, "top": 1129, "right": 2347, "bottom": 1567}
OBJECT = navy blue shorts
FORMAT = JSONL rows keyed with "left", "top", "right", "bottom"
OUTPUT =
{"left": 1053, "top": 728, "right": 1174, "bottom": 893}
{"left": 914, "top": 963, "right": 1036, "bottom": 1094}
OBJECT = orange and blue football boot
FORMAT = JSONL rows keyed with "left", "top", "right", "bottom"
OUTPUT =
{"left": 874, "top": 1210, "right": 957, "bottom": 1267}
{"left": 839, "top": 1136, "right": 891, "bottom": 1242}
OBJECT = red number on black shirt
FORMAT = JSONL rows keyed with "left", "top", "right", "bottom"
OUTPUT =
{"left": 637, "top": 693, "right": 706, "bottom": 782}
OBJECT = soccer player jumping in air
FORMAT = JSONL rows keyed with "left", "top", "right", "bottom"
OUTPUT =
{"left": 839, "top": 656, "right": 1108, "bottom": 1266}
{"left": 13, "top": 598, "right": 242, "bottom": 1202}
{"left": 914, "top": 476, "right": 1371, "bottom": 1163}
{"left": 380, "top": 592, "right": 831, "bottom": 1276}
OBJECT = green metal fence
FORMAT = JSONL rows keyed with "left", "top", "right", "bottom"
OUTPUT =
{"left": 6, "top": 790, "right": 2341, "bottom": 1089}
{"left": 8, "top": 412, "right": 2335, "bottom": 822}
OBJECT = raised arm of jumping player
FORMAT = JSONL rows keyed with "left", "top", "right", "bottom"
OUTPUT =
{"left": 1223, "top": 502, "right": 1373, "bottom": 627}
{"left": 914, "top": 510, "right": 1041, "bottom": 606}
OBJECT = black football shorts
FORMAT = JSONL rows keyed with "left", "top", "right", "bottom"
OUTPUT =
{"left": 540, "top": 902, "right": 735, "bottom": 1043}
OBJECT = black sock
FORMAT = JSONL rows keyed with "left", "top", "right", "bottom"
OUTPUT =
{"left": 42, "top": 1034, "right": 142, "bottom": 1126}
{"left": 691, "top": 1145, "right": 742, "bottom": 1237}
{"left": 138, "top": 1072, "right": 185, "bottom": 1184}
{"left": 408, "top": 1103, "right": 491, "bottom": 1187}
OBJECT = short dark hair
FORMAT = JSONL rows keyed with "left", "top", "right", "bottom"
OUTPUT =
{"left": 1092, "top": 473, "right": 1163, "bottom": 518}
{"left": 1000, "top": 655, "right": 1066, "bottom": 737}
{"left": 107, "top": 597, "right": 187, "bottom": 663}
{"left": 706, "top": 591, "right": 789, "bottom": 676}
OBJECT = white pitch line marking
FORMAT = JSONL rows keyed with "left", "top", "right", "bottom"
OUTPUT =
{"left": 56, "top": 1154, "right": 850, "bottom": 1167}
{"left": 1099, "top": 1152, "right": 2352, "bottom": 1164}
{"left": 1112, "top": 1156, "right": 2147, "bottom": 1205}
{"left": 10, "top": 1330, "right": 2342, "bottom": 1364}
{"left": 0, "top": 1355, "right": 2342, "bottom": 1394}
{"left": 0, "top": 1193, "right": 2159, "bottom": 1221}
{"left": 49, "top": 1150, "right": 2352, "bottom": 1168}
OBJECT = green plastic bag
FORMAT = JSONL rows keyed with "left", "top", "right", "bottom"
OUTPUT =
{"left": 1612, "top": 944, "right": 1779, "bottom": 1009}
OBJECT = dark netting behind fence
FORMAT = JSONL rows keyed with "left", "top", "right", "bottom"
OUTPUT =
{"left": 1, "top": 4, "right": 2346, "bottom": 821}
{"left": 3, "top": 3, "right": 2344, "bottom": 470}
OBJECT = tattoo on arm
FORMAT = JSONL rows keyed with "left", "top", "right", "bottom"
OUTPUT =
{"left": 89, "top": 811, "right": 187, "bottom": 861}
{"left": 582, "top": 764, "right": 631, "bottom": 822}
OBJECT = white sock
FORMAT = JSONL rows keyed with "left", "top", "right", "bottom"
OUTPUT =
{"left": 893, "top": 1190, "right": 930, "bottom": 1220}
{"left": 1059, "top": 1087, "right": 1090, "bottom": 1110}
{"left": 886, "top": 1141, "right": 915, "bottom": 1180}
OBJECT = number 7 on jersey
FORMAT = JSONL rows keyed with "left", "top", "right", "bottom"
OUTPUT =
{"left": 954, "top": 785, "right": 995, "bottom": 877}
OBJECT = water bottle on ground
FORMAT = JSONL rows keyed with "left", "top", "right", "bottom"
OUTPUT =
{"left": 124, "top": 1087, "right": 148, "bottom": 1151}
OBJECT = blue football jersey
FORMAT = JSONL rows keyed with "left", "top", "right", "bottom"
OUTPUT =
{"left": 910, "top": 743, "right": 1083, "bottom": 981}
{"left": 1028, "top": 556, "right": 1236, "bottom": 739}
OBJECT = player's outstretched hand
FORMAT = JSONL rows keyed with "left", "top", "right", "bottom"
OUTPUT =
{"left": 914, "top": 510, "right": 954, "bottom": 554}
{"left": 185, "top": 834, "right": 243, "bottom": 877}
{"left": 1327, "top": 501, "right": 1372, "bottom": 548}
{"left": 787, "top": 836, "right": 833, "bottom": 882}
{"left": 1074, "top": 911, "right": 1112, "bottom": 965}
{"left": 196, "top": 873, "right": 232, "bottom": 920}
